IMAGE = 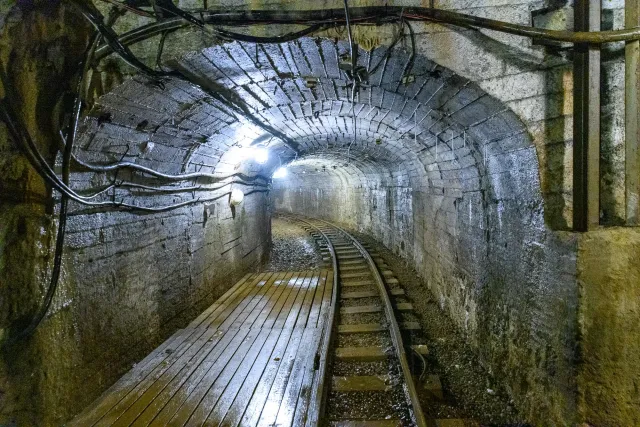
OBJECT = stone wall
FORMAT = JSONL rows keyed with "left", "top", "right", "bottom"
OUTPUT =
{"left": 0, "top": 3, "right": 270, "bottom": 425}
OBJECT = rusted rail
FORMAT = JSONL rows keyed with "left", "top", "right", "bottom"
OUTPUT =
{"left": 285, "top": 214, "right": 427, "bottom": 427}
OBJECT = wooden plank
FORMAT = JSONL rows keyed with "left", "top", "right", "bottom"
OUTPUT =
{"left": 223, "top": 272, "right": 283, "bottom": 330}
{"left": 396, "top": 303, "right": 413, "bottom": 311}
{"left": 165, "top": 327, "right": 261, "bottom": 424}
{"left": 219, "top": 327, "right": 294, "bottom": 426}
{"left": 186, "top": 328, "right": 270, "bottom": 425}
{"left": 294, "top": 272, "right": 322, "bottom": 328}
{"left": 341, "top": 280, "right": 375, "bottom": 288}
{"left": 242, "top": 272, "right": 295, "bottom": 329}
{"left": 252, "top": 272, "right": 301, "bottom": 329}
{"left": 341, "top": 272, "right": 372, "bottom": 279}
{"left": 338, "top": 322, "right": 420, "bottom": 334}
{"left": 189, "top": 273, "right": 253, "bottom": 328}
{"left": 272, "top": 327, "right": 322, "bottom": 427}
{"left": 68, "top": 329, "right": 190, "bottom": 426}
{"left": 110, "top": 328, "right": 227, "bottom": 425}
{"left": 332, "top": 421, "right": 401, "bottom": 427}
{"left": 306, "top": 270, "right": 328, "bottom": 327}
{"left": 98, "top": 327, "right": 217, "bottom": 425}
{"left": 340, "top": 264, "right": 369, "bottom": 272}
{"left": 316, "top": 269, "right": 335, "bottom": 328}
{"left": 130, "top": 329, "right": 237, "bottom": 424}
{"left": 142, "top": 328, "right": 240, "bottom": 426}
{"left": 269, "top": 272, "right": 309, "bottom": 329}
{"left": 292, "top": 330, "right": 323, "bottom": 426}
{"left": 341, "top": 305, "right": 382, "bottom": 315}
{"left": 277, "top": 271, "right": 314, "bottom": 329}
{"left": 335, "top": 346, "right": 388, "bottom": 362}
{"left": 385, "top": 278, "right": 399, "bottom": 285}
{"left": 239, "top": 327, "right": 305, "bottom": 426}
{"left": 199, "top": 273, "right": 270, "bottom": 329}
{"left": 342, "top": 290, "right": 378, "bottom": 299}
{"left": 332, "top": 375, "right": 392, "bottom": 392}
{"left": 210, "top": 272, "right": 276, "bottom": 330}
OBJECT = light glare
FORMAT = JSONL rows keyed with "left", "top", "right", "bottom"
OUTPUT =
{"left": 273, "top": 167, "right": 288, "bottom": 179}
{"left": 253, "top": 147, "right": 269, "bottom": 164}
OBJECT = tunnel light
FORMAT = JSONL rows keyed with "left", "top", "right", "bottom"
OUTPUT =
{"left": 273, "top": 167, "right": 288, "bottom": 179}
{"left": 229, "top": 189, "right": 244, "bottom": 206}
{"left": 253, "top": 147, "right": 269, "bottom": 164}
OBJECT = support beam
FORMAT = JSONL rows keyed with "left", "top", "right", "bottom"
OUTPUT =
{"left": 573, "top": 0, "right": 601, "bottom": 232}
{"left": 626, "top": 0, "right": 640, "bottom": 225}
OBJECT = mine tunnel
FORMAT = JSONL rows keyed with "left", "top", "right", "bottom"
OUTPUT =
{"left": 1, "top": 1, "right": 639, "bottom": 426}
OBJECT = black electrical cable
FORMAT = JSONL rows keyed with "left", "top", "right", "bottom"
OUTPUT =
{"left": 212, "top": 24, "right": 327, "bottom": 44}
{"left": 70, "top": 154, "right": 269, "bottom": 183}
{"left": 67, "top": 0, "right": 177, "bottom": 81}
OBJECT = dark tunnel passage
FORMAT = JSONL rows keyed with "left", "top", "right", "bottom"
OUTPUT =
{"left": 1, "top": 2, "right": 639, "bottom": 426}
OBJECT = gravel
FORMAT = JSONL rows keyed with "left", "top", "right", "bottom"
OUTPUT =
{"left": 353, "top": 232, "right": 527, "bottom": 425}
{"left": 264, "top": 217, "right": 324, "bottom": 271}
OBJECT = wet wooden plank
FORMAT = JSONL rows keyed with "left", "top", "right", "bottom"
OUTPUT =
{"left": 208, "top": 273, "right": 275, "bottom": 330}
{"left": 219, "top": 327, "right": 294, "bottom": 426}
{"left": 197, "top": 273, "right": 269, "bottom": 329}
{"left": 251, "top": 272, "right": 300, "bottom": 329}
{"left": 306, "top": 270, "right": 328, "bottom": 327}
{"left": 242, "top": 271, "right": 295, "bottom": 329}
{"left": 341, "top": 305, "right": 382, "bottom": 315}
{"left": 332, "top": 375, "right": 392, "bottom": 392}
{"left": 278, "top": 271, "right": 314, "bottom": 329}
{"left": 110, "top": 328, "right": 227, "bottom": 425}
{"left": 268, "top": 272, "right": 309, "bottom": 329}
{"left": 98, "top": 327, "right": 219, "bottom": 425}
{"left": 186, "top": 328, "right": 271, "bottom": 424}
{"left": 131, "top": 329, "right": 234, "bottom": 425}
{"left": 189, "top": 273, "right": 253, "bottom": 328}
{"left": 239, "top": 327, "right": 305, "bottom": 426}
{"left": 221, "top": 272, "right": 283, "bottom": 330}
{"left": 294, "top": 272, "right": 322, "bottom": 328}
{"left": 332, "top": 421, "right": 401, "bottom": 427}
{"left": 165, "top": 327, "right": 261, "bottom": 424}
{"left": 335, "top": 346, "right": 388, "bottom": 362}
{"left": 68, "top": 329, "right": 191, "bottom": 426}
{"left": 272, "top": 327, "right": 322, "bottom": 427}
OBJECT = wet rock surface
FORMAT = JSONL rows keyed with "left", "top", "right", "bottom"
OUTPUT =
{"left": 265, "top": 217, "right": 324, "bottom": 271}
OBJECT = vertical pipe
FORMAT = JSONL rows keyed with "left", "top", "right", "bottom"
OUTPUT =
{"left": 573, "top": 0, "right": 601, "bottom": 231}
{"left": 626, "top": 0, "right": 640, "bottom": 225}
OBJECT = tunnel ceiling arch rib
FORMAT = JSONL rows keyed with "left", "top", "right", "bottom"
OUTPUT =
{"left": 76, "top": 37, "right": 541, "bottom": 216}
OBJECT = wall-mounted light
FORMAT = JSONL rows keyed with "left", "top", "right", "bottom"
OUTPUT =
{"left": 273, "top": 167, "right": 288, "bottom": 179}
{"left": 229, "top": 189, "right": 244, "bottom": 206}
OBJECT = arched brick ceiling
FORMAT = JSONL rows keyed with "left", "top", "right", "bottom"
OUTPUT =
{"left": 75, "top": 37, "right": 541, "bottom": 211}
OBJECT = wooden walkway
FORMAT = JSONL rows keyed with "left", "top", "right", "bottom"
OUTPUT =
{"left": 70, "top": 270, "right": 332, "bottom": 427}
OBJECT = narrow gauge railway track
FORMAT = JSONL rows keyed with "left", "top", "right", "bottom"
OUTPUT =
{"left": 285, "top": 215, "right": 427, "bottom": 427}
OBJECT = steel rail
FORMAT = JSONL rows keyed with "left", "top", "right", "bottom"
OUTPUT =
{"left": 92, "top": 6, "right": 640, "bottom": 62}
{"left": 284, "top": 215, "right": 339, "bottom": 427}
{"left": 287, "top": 214, "right": 427, "bottom": 427}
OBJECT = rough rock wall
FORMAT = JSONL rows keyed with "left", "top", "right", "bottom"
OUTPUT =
{"left": 577, "top": 228, "right": 640, "bottom": 426}
{"left": 0, "top": 3, "right": 270, "bottom": 425}
{"left": 274, "top": 155, "right": 580, "bottom": 424}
